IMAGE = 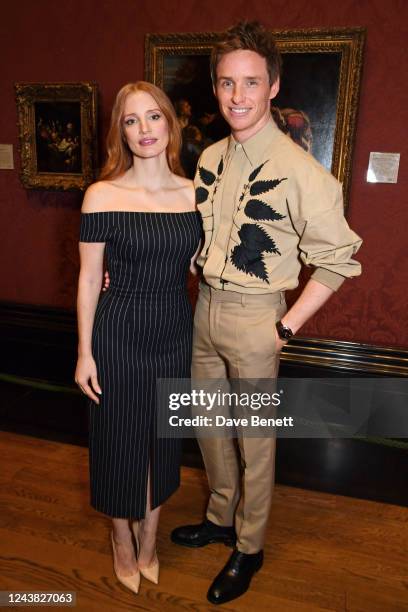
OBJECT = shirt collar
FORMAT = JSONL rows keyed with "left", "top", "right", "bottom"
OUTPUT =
{"left": 226, "top": 117, "right": 281, "bottom": 166}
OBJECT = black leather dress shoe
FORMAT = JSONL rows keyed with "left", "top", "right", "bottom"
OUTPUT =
{"left": 171, "top": 519, "right": 236, "bottom": 548}
{"left": 207, "top": 548, "right": 263, "bottom": 604}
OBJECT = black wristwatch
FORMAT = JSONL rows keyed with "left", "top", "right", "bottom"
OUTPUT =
{"left": 276, "top": 320, "right": 294, "bottom": 341}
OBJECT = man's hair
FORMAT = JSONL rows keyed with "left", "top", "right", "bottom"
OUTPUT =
{"left": 210, "top": 21, "right": 282, "bottom": 86}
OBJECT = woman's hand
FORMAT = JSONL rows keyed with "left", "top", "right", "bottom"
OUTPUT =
{"left": 75, "top": 355, "right": 102, "bottom": 404}
{"left": 102, "top": 270, "right": 110, "bottom": 291}
{"left": 189, "top": 261, "right": 199, "bottom": 276}
{"left": 190, "top": 240, "right": 203, "bottom": 275}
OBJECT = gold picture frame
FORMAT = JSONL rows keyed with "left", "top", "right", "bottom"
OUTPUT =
{"left": 15, "top": 82, "right": 98, "bottom": 191}
{"left": 145, "top": 28, "right": 365, "bottom": 210}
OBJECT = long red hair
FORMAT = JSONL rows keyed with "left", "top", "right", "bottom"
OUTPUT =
{"left": 99, "top": 81, "right": 184, "bottom": 180}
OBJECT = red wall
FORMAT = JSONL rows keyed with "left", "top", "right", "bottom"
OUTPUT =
{"left": 1, "top": 0, "right": 407, "bottom": 347}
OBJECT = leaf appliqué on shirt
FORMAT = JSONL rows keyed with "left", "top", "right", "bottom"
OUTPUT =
{"left": 228, "top": 167, "right": 287, "bottom": 282}
{"left": 230, "top": 224, "right": 281, "bottom": 283}
{"left": 245, "top": 199, "right": 286, "bottom": 221}
{"left": 248, "top": 162, "right": 267, "bottom": 183}
{"left": 196, "top": 186, "right": 209, "bottom": 204}
{"left": 249, "top": 178, "right": 287, "bottom": 196}
{"left": 198, "top": 166, "right": 216, "bottom": 186}
{"left": 197, "top": 156, "right": 225, "bottom": 259}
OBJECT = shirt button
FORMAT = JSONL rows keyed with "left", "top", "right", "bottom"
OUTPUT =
{"left": 235, "top": 143, "right": 242, "bottom": 150}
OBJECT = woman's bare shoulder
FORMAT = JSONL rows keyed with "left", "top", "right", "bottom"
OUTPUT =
{"left": 173, "top": 174, "right": 192, "bottom": 186}
{"left": 172, "top": 174, "right": 195, "bottom": 203}
{"left": 172, "top": 174, "right": 193, "bottom": 188}
{"left": 81, "top": 181, "right": 115, "bottom": 212}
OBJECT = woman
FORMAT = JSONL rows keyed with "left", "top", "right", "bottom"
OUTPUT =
{"left": 75, "top": 81, "right": 202, "bottom": 594}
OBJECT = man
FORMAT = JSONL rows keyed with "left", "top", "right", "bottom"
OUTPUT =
{"left": 171, "top": 21, "right": 362, "bottom": 605}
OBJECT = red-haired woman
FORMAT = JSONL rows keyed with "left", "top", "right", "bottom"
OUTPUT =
{"left": 75, "top": 82, "right": 201, "bottom": 594}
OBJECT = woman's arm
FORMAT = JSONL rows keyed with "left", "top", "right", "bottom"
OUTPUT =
{"left": 75, "top": 241, "right": 105, "bottom": 404}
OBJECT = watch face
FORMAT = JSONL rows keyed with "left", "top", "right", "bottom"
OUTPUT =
{"left": 281, "top": 328, "right": 293, "bottom": 340}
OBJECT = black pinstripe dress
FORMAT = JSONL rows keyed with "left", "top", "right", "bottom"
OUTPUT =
{"left": 79, "top": 211, "right": 202, "bottom": 519}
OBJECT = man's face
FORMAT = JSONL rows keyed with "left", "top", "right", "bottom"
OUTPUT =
{"left": 214, "top": 49, "right": 279, "bottom": 142}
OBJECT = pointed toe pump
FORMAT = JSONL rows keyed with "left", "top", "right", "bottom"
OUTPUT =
{"left": 132, "top": 522, "right": 160, "bottom": 584}
{"left": 111, "top": 531, "right": 140, "bottom": 594}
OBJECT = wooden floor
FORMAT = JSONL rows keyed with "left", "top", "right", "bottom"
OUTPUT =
{"left": 0, "top": 432, "right": 407, "bottom": 611}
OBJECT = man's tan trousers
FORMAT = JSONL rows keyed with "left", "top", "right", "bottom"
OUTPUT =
{"left": 192, "top": 283, "right": 287, "bottom": 553}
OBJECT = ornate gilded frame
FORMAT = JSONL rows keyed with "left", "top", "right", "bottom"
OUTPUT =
{"left": 145, "top": 28, "right": 365, "bottom": 210}
{"left": 15, "top": 82, "right": 98, "bottom": 191}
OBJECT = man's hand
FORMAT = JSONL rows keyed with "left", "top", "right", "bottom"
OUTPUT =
{"left": 102, "top": 270, "right": 110, "bottom": 292}
{"left": 274, "top": 329, "right": 287, "bottom": 353}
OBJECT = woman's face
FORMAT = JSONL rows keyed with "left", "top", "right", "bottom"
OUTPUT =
{"left": 122, "top": 90, "right": 169, "bottom": 159}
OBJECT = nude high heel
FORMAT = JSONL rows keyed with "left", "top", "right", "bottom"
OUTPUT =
{"left": 111, "top": 531, "right": 140, "bottom": 594}
{"left": 132, "top": 522, "right": 160, "bottom": 585}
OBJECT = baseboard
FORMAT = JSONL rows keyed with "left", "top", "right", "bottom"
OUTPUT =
{"left": 282, "top": 337, "right": 408, "bottom": 376}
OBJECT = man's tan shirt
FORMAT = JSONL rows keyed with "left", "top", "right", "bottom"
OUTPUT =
{"left": 195, "top": 118, "right": 362, "bottom": 294}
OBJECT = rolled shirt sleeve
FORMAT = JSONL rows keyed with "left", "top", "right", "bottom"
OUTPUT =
{"left": 292, "top": 168, "right": 362, "bottom": 291}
